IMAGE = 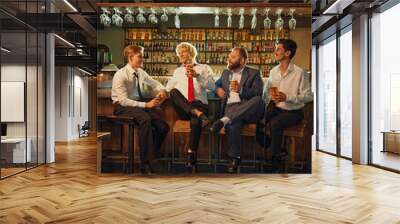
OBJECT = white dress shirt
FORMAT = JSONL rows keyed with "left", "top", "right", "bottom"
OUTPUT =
{"left": 227, "top": 69, "right": 243, "bottom": 105}
{"left": 263, "top": 63, "right": 313, "bottom": 110}
{"left": 166, "top": 64, "right": 215, "bottom": 104}
{"left": 111, "top": 64, "right": 165, "bottom": 108}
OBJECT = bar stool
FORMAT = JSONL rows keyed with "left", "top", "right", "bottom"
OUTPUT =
{"left": 170, "top": 120, "right": 212, "bottom": 172}
{"left": 97, "top": 114, "right": 136, "bottom": 174}
{"left": 217, "top": 123, "right": 259, "bottom": 173}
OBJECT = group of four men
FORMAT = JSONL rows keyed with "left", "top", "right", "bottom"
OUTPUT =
{"left": 111, "top": 39, "right": 313, "bottom": 174}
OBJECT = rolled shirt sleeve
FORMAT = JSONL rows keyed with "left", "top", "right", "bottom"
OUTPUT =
{"left": 111, "top": 71, "right": 146, "bottom": 108}
{"left": 285, "top": 70, "right": 313, "bottom": 104}
{"left": 195, "top": 64, "right": 215, "bottom": 91}
{"left": 263, "top": 77, "right": 272, "bottom": 106}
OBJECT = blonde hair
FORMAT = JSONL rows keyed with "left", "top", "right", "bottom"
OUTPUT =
{"left": 175, "top": 42, "right": 198, "bottom": 63}
{"left": 123, "top": 45, "right": 144, "bottom": 61}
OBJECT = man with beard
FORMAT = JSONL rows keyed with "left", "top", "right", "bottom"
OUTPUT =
{"left": 210, "top": 47, "right": 264, "bottom": 173}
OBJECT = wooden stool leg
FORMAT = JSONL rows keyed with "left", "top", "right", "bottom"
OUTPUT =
{"left": 128, "top": 124, "right": 134, "bottom": 174}
{"left": 97, "top": 139, "right": 103, "bottom": 174}
{"left": 169, "top": 132, "right": 175, "bottom": 171}
{"left": 283, "top": 137, "right": 289, "bottom": 173}
{"left": 253, "top": 135, "right": 257, "bottom": 170}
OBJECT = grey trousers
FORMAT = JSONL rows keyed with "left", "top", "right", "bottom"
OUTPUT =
{"left": 224, "top": 96, "right": 264, "bottom": 158}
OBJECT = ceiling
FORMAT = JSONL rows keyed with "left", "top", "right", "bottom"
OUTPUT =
{"left": 312, "top": 0, "right": 390, "bottom": 41}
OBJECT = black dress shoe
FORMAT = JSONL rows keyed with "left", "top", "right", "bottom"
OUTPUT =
{"left": 140, "top": 161, "right": 153, "bottom": 175}
{"left": 227, "top": 157, "right": 241, "bottom": 173}
{"left": 210, "top": 120, "right": 224, "bottom": 133}
{"left": 199, "top": 114, "right": 210, "bottom": 128}
{"left": 270, "top": 152, "right": 288, "bottom": 173}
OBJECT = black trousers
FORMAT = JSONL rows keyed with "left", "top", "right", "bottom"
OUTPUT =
{"left": 169, "top": 88, "right": 208, "bottom": 152}
{"left": 114, "top": 104, "right": 169, "bottom": 162}
{"left": 224, "top": 96, "right": 264, "bottom": 158}
{"left": 257, "top": 104, "right": 303, "bottom": 157}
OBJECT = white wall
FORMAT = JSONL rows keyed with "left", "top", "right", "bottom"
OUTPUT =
{"left": 1, "top": 65, "right": 38, "bottom": 137}
{"left": 1, "top": 63, "right": 46, "bottom": 164}
{"left": 55, "top": 67, "right": 89, "bottom": 141}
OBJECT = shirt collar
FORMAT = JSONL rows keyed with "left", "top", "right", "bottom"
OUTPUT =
{"left": 126, "top": 64, "right": 139, "bottom": 75}
{"left": 231, "top": 66, "right": 244, "bottom": 75}
{"left": 180, "top": 61, "right": 199, "bottom": 68}
{"left": 279, "top": 62, "right": 294, "bottom": 77}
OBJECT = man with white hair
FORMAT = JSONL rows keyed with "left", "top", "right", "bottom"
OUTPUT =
{"left": 166, "top": 42, "right": 215, "bottom": 170}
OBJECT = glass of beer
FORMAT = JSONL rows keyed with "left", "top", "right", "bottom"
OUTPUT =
{"left": 229, "top": 74, "right": 239, "bottom": 92}
{"left": 269, "top": 86, "right": 279, "bottom": 101}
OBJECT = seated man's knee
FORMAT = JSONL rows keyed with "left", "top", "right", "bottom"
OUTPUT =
{"left": 169, "top": 88, "right": 180, "bottom": 97}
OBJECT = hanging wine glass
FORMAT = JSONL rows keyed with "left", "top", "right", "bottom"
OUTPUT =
{"left": 275, "top": 8, "right": 284, "bottom": 31}
{"left": 136, "top": 7, "right": 146, "bottom": 24}
{"left": 227, "top": 8, "right": 232, "bottom": 28}
{"left": 239, "top": 8, "right": 245, "bottom": 29}
{"left": 251, "top": 8, "right": 257, "bottom": 30}
{"left": 149, "top": 8, "right": 158, "bottom": 24}
{"left": 161, "top": 8, "right": 168, "bottom": 22}
{"left": 100, "top": 7, "right": 111, "bottom": 27}
{"left": 174, "top": 8, "right": 181, "bottom": 29}
{"left": 124, "top": 7, "right": 135, "bottom": 24}
{"left": 214, "top": 8, "right": 220, "bottom": 28}
{"left": 288, "top": 9, "right": 296, "bottom": 30}
{"left": 263, "top": 8, "right": 271, "bottom": 29}
{"left": 112, "top": 7, "right": 123, "bottom": 27}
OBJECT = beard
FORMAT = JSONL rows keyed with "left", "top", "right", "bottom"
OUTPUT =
{"left": 227, "top": 60, "right": 241, "bottom": 71}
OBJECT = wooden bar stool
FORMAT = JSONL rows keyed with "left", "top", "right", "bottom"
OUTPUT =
{"left": 97, "top": 114, "right": 136, "bottom": 174}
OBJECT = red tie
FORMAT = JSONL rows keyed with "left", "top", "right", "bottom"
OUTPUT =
{"left": 188, "top": 76, "right": 194, "bottom": 103}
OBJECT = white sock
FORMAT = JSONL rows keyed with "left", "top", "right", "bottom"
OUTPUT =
{"left": 220, "top": 117, "right": 231, "bottom": 125}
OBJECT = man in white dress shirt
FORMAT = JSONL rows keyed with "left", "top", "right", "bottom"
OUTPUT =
{"left": 165, "top": 42, "right": 215, "bottom": 169}
{"left": 111, "top": 45, "right": 169, "bottom": 174}
{"left": 259, "top": 39, "right": 313, "bottom": 167}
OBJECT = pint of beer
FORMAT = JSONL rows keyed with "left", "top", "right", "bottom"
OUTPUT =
{"left": 230, "top": 80, "right": 238, "bottom": 89}
{"left": 269, "top": 86, "right": 278, "bottom": 99}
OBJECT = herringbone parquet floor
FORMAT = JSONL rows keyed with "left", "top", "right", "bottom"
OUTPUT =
{"left": 1, "top": 136, "right": 400, "bottom": 224}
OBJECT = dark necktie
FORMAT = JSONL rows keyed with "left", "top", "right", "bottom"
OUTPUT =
{"left": 133, "top": 72, "right": 143, "bottom": 100}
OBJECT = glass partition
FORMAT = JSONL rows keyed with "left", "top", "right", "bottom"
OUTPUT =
{"left": 339, "top": 27, "right": 352, "bottom": 158}
{"left": 370, "top": 3, "right": 400, "bottom": 171}
{"left": 317, "top": 35, "right": 337, "bottom": 155}
{"left": 0, "top": 0, "right": 46, "bottom": 179}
